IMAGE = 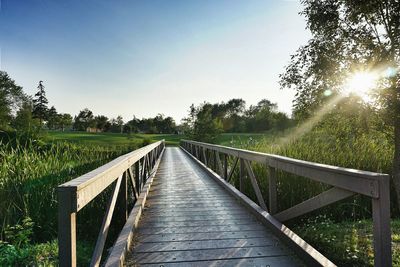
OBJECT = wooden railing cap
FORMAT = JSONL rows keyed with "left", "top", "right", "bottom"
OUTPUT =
{"left": 181, "top": 139, "right": 389, "bottom": 180}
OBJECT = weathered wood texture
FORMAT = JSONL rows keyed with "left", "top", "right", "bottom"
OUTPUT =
{"left": 181, "top": 139, "right": 392, "bottom": 267}
{"left": 58, "top": 141, "right": 165, "bottom": 267}
{"left": 125, "top": 147, "right": 303, "bottom": 266}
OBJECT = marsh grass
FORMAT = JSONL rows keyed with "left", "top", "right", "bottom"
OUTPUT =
{"left": 220, "top": 128, "right": 396, "bottom": 266}
{"left": 224, "top": 129, "right": 394, "bottom": 218}
{"left": 0, "top": 139, "right": 133, "bottom": 242}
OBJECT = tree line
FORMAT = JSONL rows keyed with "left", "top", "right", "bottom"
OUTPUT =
{"left": 181, "top": 98, "right": 293, "bottom": 142}
{"left": 73, "top": 108, "right": 176, "bottom": 134}
{"left": 1, "top": 70, "right": 293, "bottom": 138}
{"left": 0, "top": 72, "right": 178, "bottom": 134}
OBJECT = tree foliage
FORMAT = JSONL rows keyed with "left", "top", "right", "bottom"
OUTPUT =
{"left": 0, "top": 71, "right": 26, "bottom": 129}
{"left": 73, "top": 108, "right": 95, "bottom": 131}
{"left": 280, "top": 0, "right": 399, "bottom": 120}
{"left": 280, "top": 0, "right": 400, "bottom": 208}
{"left": 182, "top": 99, "right": 292, "bottom": 142}
{"left": 32, "top": 81, "right": 49, "bottom": 125}
{"left": 124, "top": 114, "right": 176, "bottom": 134}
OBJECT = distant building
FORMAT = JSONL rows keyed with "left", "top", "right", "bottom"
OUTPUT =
{"left": 86, "top": 127, "right": 102, "bottom": 133}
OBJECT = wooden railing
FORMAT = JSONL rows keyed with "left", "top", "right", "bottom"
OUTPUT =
{"left": 58, "top": 140, "right": 165, "bottom": 267}
{"left": 180, "top": 140, "right": 392, "bottom": 267}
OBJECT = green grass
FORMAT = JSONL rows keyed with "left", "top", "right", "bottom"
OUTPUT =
{"left": 212, "top": 129, "right": 397, "bottom": 266}
{"left": 1, "top": 130, "right": 397, "bottom": 266}
{"left": 214, "top": 132, "right": 271, "bottom": 146}
{"left": 46, "top": 131, "right": 184, "bottom": 146}
{"left": 0, "top": 138, "right": 135, "bottom": 265}
{"left": 46, "top": 131, "right": 275, "bottom": 148}
{"left": 0, "top": 140, "right": 131, "bottom": 240}
{"left": 292, "top": 217, "right": 400, "bottom": 266}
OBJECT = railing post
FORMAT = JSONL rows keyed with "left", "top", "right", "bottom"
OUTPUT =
{"left": 58, "top": 189, "right": 77, "bottom": 267}
{"left": 268, "top": 167, "right": 277, "bottom": 214}
{"left": 213, "top": 151, "right": 217, "bottom": 171}
{"left": 117, "top": 171, "right": 128, "bottom": 223}
{"left": 372, "top": 175, "right": 392, "bottom": 267}
{"left": 224, "top": 154, "right": 228, "bottom": 179}
{"left": 239, "top": 158, "right": 244, "bottom": 192}
{"left": 135, "top": 161, "right": 140, "bottom": 193}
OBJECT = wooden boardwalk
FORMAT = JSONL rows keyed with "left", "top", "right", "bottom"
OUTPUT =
{"left": 125, "top": 147, "right": 303, "bottom": 266}
{"left": 58, "top": 140, "right": 392, "bottom": 266}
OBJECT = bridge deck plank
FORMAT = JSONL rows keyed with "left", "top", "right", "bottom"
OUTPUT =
{"left": 125, "top": 147, "right": 304, "bottom": 266}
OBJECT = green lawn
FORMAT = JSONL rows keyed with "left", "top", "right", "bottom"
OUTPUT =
{"left": 46, "top": 131, "right": 184, "bottom": 146}
{"left": 45, "top": 131, "right": 270, "bottom": 147}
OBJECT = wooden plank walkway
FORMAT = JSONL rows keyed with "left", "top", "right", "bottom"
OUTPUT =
{"left": 125, "top": 147, "right": 304, "bottom": 266}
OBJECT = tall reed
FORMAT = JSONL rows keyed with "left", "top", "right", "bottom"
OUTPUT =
{"left": 0, "top": 139, "right": 132, "bottom": 242}
{"left": 226, "top": 129, "right": 395, "bottom": 220}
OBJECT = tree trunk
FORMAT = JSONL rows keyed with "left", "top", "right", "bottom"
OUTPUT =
{"left": 392, "top": 79, "right": 400, "bottom": 212}
{"left": 393, "top": 121, "right": 400, "bottom": 211}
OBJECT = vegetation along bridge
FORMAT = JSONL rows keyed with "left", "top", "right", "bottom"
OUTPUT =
{"left": 58, "top": 140, "right": 392, "bottom": 266}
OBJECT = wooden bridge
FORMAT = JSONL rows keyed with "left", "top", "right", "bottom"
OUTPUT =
{"left": 58, "top": 140, "right": 392, "bottom": 267}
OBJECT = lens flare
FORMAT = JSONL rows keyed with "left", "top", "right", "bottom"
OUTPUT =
{"left": 383, "top": 67, "right": 398, "bottom": 78}
{"left": 344, "top": 71, "right": 378, "bottom": 102}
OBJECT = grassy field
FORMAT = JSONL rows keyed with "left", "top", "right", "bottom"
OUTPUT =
{"left": 46, "top": 131, "right": 274, "bottom": 147}
{"left": 46, "top": 131, "right": 184, "bottom": 146}
{"left": 1, "top": 130, "right": 398, "bottom": 266}
{"left": 0, "top": 138, "right": 133, "bottom": 265}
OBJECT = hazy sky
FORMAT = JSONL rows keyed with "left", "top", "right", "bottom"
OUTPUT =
{"left": 1, "top": 0, "right": 311, "bottom": 122}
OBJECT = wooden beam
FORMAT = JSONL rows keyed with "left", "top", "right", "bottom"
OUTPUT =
{"left": 58, "top": 141, "right": 164, "bottom": 212}
{"left": 216, "top": 151, "right": 224, "bottom": 176}
{"left": 275, "top": 187, "right": 355, "bottom": 222}
{"left": 202, "top": 148, "right": 207, "bottom": 165}
{"left": 244, "top": 160, "right": 268, "bottom": 211}
{"left": 180, "top": 140, "right": 386, "bottom": 198}
{"left": 227, "top": 157, "right": 238, "bottom": 183}
{"left": 58, "top": 189, "right": 77, "bottom": 267}
{"left": 239, "top": 159, "right": 244, "bottom": 192}
{"left": 141, "top": 155, "right": 147, "bottom": 185}
{"left": 181, "top": 147, "right": 335, "bottom": 267}
{"left": 267, "top": 157, "right": 379, "bottom": 198}
{"left": 372, "top": 176, "right": 392, "bottom": 267}
{"left": 268, "top": 167, "right": 277, "bottom": 214}
{"left": 224, "top": 154, "right": 228, "bottom": 179}
{"left": 104, "top": 148, "right": 164, "bottom": 267}
{"left": 116, "top": 172, "right": 128, "bottom": 222}
{"left": 90, "top": 175, "right": 123, "bottom": 267}
{"left": 135, "top": 161, "right": 140, "bottom": 194}
{"left": 127, "top": 167, "right": 139, "bottom": 200}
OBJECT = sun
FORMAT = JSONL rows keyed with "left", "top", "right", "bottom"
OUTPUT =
{"left": 344, "top": 71, "right": 378, "bottom": 102}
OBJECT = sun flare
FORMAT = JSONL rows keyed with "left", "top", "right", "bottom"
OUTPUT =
{"left": 344, "top": 71, "right": 378, "bottom": 102}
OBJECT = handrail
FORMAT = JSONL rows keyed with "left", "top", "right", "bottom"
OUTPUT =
{"left": 58, "top": 140, "right": 165, "bottom": 267}
{"left": 180, "top": 139, "right": 391, "bottom": 267}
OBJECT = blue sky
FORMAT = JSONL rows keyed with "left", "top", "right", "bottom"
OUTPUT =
{"left": 1, "top": 0, "right": 310, "bottom": 122}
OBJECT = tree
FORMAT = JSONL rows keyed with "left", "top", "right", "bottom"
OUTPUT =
{"left": 124, "top": 116, "right": 140, "bottom": 133}
{"left": 12, "top": 100, "right": 39, "bottom": 132}
{"left": 116, "top": 116, "right": 124, "bottom": 133}
{"left": 73, "top": 108, "right": 95, "bottom": 131}
{"left": 280, "top": 1, "right": 400, "bottom": 207}
{"left": 46, "top": 106, "right": 58, "bottom": 130}
{"left": 225, "top": 98, "right": 246, "bottom": 117}
{"left": 191, "top": 103, "right": 223, "bottom": 142}
{"left": 57, "top": 113, "right": 73, "bottom": 131}
{"left": 153, "top": 114, "right": 176, "bottom": 133}
{"left": 32, "top": 81, "right": 49, "bottom": 125}
{"left": 245, "top": 99, "right": 278, "bottom": 132}
{"left": 0, "top": 71, "right": 26, "bottom": 130}
{"left": 94, "top": 115, "right": 109, "bottom": 131}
